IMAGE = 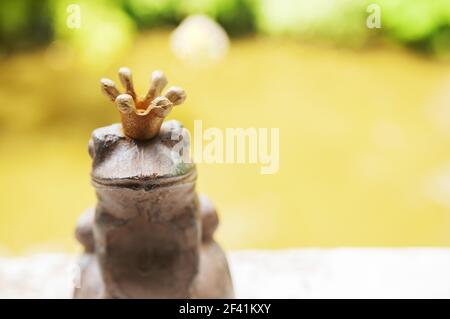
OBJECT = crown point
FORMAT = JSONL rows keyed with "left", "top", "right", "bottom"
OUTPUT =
{"left": 118, "top": 67, "right": 136, "bottom": 99}
{"left": 115, "top": 94, "right": 135, "bottom": 114}
{"left": 100, "top": 78, "right": 120, "bottom": 101}
{"left": 144, "top": 70, "right": 168, "bottom": 105}
{"left": 165, "top": 86, "right": 186, "bottom": 105}
{"left": 151, "top": 96, "right": 173, "bottom": 118}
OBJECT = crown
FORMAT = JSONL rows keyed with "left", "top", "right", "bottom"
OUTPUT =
{"left": 100, "top": 67, "right": 186, "bottom": 140}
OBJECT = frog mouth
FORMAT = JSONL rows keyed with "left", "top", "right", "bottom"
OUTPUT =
{"left": 91, "top": 167, "right": 197, "bottom": 191}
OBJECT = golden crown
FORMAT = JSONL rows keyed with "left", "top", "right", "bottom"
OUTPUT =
{"left": 100, "top": 67, "right": 186, "bottom": 140}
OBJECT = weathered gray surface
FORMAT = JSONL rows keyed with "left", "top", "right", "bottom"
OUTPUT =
{"left": 1, "top": 249, "right": 450, "bottom": 298}
{"left": 77, "top": 121, "right": 233, "bottom": 298}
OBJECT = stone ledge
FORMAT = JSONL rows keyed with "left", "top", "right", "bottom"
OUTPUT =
{"left": 1, "top": 249, "right": 450, "bottom": 298}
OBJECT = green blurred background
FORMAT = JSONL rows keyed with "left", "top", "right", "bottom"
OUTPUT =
{"left": 1, "top": 0, "right": 450, "bottom": 255}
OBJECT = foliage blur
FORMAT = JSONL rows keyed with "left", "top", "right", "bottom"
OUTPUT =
{"left": 1, "top": 0, "right": 450, "bottom": 254}
{"left": 1, "top": 0, "right": 450, "bottom": 56}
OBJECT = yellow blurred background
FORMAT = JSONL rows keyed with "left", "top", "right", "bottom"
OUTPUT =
{"left": 1, "top": 0, "right": 450, "bottom": 254}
